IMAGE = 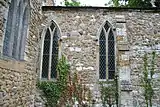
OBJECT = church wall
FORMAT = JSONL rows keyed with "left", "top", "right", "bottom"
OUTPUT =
{"left": 42, "top": 8, "right": 160, "bottom": 106}
{"left": 0, "top": 0, "right": 42, "bottom": 106}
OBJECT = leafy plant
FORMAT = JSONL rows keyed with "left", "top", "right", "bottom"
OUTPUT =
{"left": 64, "top": 0, "right": 81, "bottom": 6}
{"left": 37, "top": 55, "right": 92, "bottom": 106}
{"left": 99, "top": 76, "right": 119, "bottom": 107}
{"left": 141, "top": 51, "right": 156, "bottom": 107}
{"left": 37, "top": 55, "right": 70, "bottom": 107}
{"left": 106, "top": 0, "right": 153, "bottom": 8}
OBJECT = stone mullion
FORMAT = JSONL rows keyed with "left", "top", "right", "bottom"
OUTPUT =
{"left": 48, "top": 27, "right": 55, "bottom": 80}
{"left": 48, "top": 28, "right": 52, "bottom": 80}
{"left": 103, "top": 27, "right": 110, "bottom": 79}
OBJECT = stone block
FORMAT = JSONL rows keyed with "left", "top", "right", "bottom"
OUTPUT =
{"left": 116, "top": 28, "right": 127, "bottom": 36}
{"left": 121, "top": 54, "right": 129, "bottom": 61}
{"left": 116, "top": 36, "right": 123, "bottom": 41}
{"left": 75, "top": 47, "right": 81, "bottom": 52}
{"left": 76, "top": 66, "right": 82, "bottom": 71}
{"left": 118, "top": 44, "right": 129, "bottom": 51}
{"left": 115, "top": 15, "right": 126, "bottom": 23}
{"left": 119, "top": 60, "right": 130, "bottom": 66}
{"left": 119, "top": 66, "right": 130, "bottom": 81}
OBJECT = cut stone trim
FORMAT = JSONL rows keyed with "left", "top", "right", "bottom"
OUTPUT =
{"left": 39, "top": 20, "right": 62, "bottom": 80}
{"left": 2, "top": 0, "right": 30, "bottom": 60}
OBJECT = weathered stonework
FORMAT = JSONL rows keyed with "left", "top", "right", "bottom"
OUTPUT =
{"left": 41, "top": 7, "right": 160, "bottom": 106}
{"left": 0, "top": 1, "right": 160, "bottom": 106}
{"left": 0, "top": 0, "right": 42, "bottom": 106}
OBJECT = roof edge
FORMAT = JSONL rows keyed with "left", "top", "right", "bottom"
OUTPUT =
{"left": 42, "top": 6, "right": 160, "bottom": 12}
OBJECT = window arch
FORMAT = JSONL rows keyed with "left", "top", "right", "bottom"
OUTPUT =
{"left": 99, "top": 21, "right": 115, "bottom": 80}
{"left": 3, "top": 0, "right": 30, "bottom": 60}
{"left": 40, "top": 21, "right": 61, "bottom": 80}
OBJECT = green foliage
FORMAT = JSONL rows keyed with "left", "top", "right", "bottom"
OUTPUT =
{"left": 37, "top": 81, "right": 60, "bottom": 106}
{"left": 109, "top": 0, "right": 152, "bottom": 8}
{"left": 141, "top": 51, "right": 156, "bottom": 107}
{"left": 112, "top": 0, "right": 119, "bottom": 7}
{"left": 37, "top": 56, "right": 92, "bottom": 106}
{"left": 64, "top": 0, "right": 81, "bottom": 6}
{"left": 128, "top": 0, "right": 152, "bottom": 8}
{"left": 37, "top": 55, "right": 70, "bottom": 107}
{"left": 99, "top": 76, "right": 119, "bottom": 107}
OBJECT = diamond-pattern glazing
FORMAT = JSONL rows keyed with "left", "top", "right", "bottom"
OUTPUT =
{"left": 108, "top": 30, "right": 115, "bottom": 79}
{"left": 99, "top": 29, "right": 106, "bottom": 79}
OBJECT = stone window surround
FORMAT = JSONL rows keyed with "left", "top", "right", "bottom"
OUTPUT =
{"left": 97, "top": 20, "right": 117, "bottom": 81}
{"left": 39, "top": 20, "right": 62, "bottom": 80}
{"left": 1, "top": 0, "right": 30, "bottom": 61}
{"left": 0, "top": 59, "right": 25, "bottom": 73}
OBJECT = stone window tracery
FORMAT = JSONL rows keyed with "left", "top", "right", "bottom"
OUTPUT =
{"left": 40, "top": 21, "right": 60, "bottom": 80}
{"left": 99, "top": 21, "right": 115, "bottom": 80}
{"left": 3, "top": 0, "right": 30, "bottom": 60}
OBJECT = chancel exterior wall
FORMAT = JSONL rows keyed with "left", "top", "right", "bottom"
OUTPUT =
{"left": 41, "top": 7, "right": 160, "bottom": 107}
{"left": 0, "top": 1, "right": 160, "bottom": 106}
{"left": 0, "top": 0, "right": 42, "bottom": 106}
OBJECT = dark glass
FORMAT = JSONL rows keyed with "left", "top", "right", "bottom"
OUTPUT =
{"left": 51, "top": 28, "right": 59, "bottom": 79}
{"left": 99, "top": 29, "right": 106, "bottom": 79}
{"left": 42, "top": 28, "right": 51, "bottom": 79}
{"left": 108, "top": 30, "right": 115, "bottom": 79}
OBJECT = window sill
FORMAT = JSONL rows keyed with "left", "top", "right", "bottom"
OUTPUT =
{"left": 39, "top": 78, "right": 57, "bottom": 82}
{"left": 99, "top": 79, "right": 114, "bottom": 82}
{"left": 0, "top": 54, "right": 25, "bottom": 72}
{"left": 99, "top": 79, "right": 107, "bottom": 82}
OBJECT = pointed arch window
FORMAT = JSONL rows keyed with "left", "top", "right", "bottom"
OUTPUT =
{"left": 3, "top": 0, "right": 30, "bottom": 60}
{"left": 99, "top": 22, "right": 115, "bottom": 80}
{"left": 41, "top": 21, "right": 60, "bottom": 80}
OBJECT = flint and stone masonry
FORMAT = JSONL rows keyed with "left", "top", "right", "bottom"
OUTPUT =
{"left": 0, "top": 0, "right": 160, "bottom": 106}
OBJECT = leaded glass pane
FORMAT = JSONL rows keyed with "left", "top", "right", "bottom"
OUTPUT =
{"left": 108, "top": 30, "right": 114, "bottom": 40}
{"left": 108, "top": 71, "right": 115, "bottom": 79}
{"left": 108, "top": 30, "right": 115, "bottom": 79}
{"left": 99, "top": 29, "right": 106, "bottom": 79}
{"left": 51, "top": 55, "right": 58, "bottom": 78}
{"left": 43, "top": 29, "right": 51, "bottom": 54}
{"left": 42, "top": 55, "right": 49, "bottom": 78}
{"left": 50, "top": 22, "right": 55, "bottom": 31}
{"left": 42, "top": 28, "right": 51, "bottom": 79}
{"left": 104, "top": 22, "right": 110, "bottom": 32}
{"left": 51, "top": 28, "right": 59, "bottom": 79}
{"left": 108, "top": 41, "right": 114, "bottom": 55}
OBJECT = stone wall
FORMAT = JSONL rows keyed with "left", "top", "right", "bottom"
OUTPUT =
{"left": 0, "top": 1, "right": 160, "bottom": 106}
{"left": 42, "top": 7, "right": 160, "bottom": 106}
{"left": 0, "top": 0, "right": 42, "bottom": 106}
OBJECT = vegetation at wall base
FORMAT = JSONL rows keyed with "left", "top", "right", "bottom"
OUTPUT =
{"left": 37, "top": 55, "right": 92, "bottom": 107}
{"left": 37, "top": 55, "right": 70, "bottom": 107}
{"left": 99, "top": 76, "right": 119, "bottom": 107}
{"left": 141, "top": 51, "right": 156, "bottom": 107}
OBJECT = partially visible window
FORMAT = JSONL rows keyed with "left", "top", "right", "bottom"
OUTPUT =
{"left": 3, "top": 0, "right": 29, "bottom": 60}
{"left": 41, "top": 21, "right": 60, "bottom": 80}
{"left": 99, "top": 21, "right": 115, "bottom": 80}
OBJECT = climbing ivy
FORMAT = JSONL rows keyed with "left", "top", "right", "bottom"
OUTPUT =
{"left": 37, "top": 55, "right": 70, "bottom": 107}
{"left": 37, "top": 55, "right": 92, "bottom": 106}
